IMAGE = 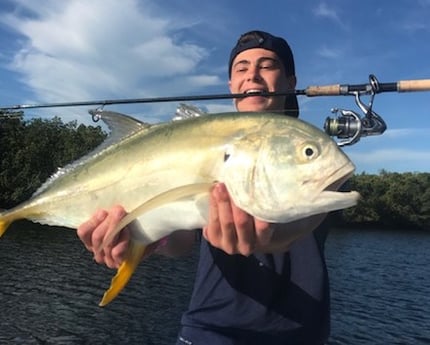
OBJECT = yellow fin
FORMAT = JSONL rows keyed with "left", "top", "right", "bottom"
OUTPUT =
{"left": 99, "top": 240, "right": 147, "bottom": 307}
{"left": 0, "top": 217, "right": 12, "bottom": 238}
{"left": 101, "top": 182, "right": 213, "bottom": 250}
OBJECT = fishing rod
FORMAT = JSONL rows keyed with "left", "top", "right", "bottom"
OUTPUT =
{"left": 1, "top": 75, "right": 429, "bottom": 111}
{"left": 1, "top": 75, "right": 430, "bottom": 146}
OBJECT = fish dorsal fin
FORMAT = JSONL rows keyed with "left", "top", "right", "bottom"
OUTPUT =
{"left": 33, "top": 110, "right": 152, "bottom": 197}
{"left": 172, "top": 103, "right": 206, "bottom": 121}
{"left": 89, "top": 109, "right": 151, "bottom": 147}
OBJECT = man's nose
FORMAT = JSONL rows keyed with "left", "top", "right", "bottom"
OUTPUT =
{"left": 246, "top": 66, "right": 262, "bottom": 81}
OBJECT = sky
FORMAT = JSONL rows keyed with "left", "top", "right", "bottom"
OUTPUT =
{"left": 0, "top": 0, "right": 429, "bottom": 174}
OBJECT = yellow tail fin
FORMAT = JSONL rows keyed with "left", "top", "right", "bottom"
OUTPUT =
{"left": 0, "top": 219, "right": 12, "bottom": 238}
{"left": 98, "top": 240, "right": 147, "bottom": 307}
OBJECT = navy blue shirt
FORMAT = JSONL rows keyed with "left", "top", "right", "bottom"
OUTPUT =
{"left": 177, "top": 224, "right": 330, "bottom": 345}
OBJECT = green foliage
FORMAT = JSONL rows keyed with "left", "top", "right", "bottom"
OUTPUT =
{"left": 0, "top": 112, "right": 106, "bottom": 208}
{"left": 341, "top": 171, "right": 430, "bottom": 231}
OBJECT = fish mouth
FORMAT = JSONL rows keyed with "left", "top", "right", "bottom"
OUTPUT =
{"left": 316, "top": 162, "right": 360, "bottom": 208}
{"left": 324, "top": 166, "right": 354, "bottom": 192}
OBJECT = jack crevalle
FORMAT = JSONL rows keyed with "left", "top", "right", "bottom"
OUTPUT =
{"left": 0, "top": 109, "right": 360, "bottom": 306}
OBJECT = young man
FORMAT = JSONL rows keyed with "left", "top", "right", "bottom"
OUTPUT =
{"left": 77, "top": 30, "right": 330, "bottom": 344}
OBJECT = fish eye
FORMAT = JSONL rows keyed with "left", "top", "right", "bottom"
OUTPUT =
{"left": 302, "top": 143, "right": 319, "bottom": 160}
{"left": 305, "top": 147, "right": 314, "bottom": 156}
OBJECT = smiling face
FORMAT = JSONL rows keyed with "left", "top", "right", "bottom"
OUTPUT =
{"left": 229, "top": 48, "right": 296, "bottom": 112}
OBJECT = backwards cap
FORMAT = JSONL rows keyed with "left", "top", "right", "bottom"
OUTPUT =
{"left": 228, "top": 30, "right": 298, "bottom": 117}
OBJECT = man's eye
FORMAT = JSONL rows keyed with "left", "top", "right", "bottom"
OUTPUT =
{"left": 260, "top": 62, "right": 276, "bottom": 69}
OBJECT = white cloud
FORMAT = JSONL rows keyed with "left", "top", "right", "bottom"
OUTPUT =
{"left": 204, "top": 103, "right": 235, "bottom": 114}
{"left": 316, "top": 46, "right": 342, "bottom": 59}
{"left": 312, "top": 2, "right": 348, "bottom": 30}
{"left": 402, "top": 22, "right": 428, "bottom": 32}
{"left": 382, "top": 128, "right": 430, "bottom": 139}
{"left": 339, "top": 125, "right": 430, "bottom": 173}
{"left": 0, "top": 0, "right": 223, "bottom": 121}
{"left": 348, "top": 148, "right": 430, "bottom": 173}
{"left": 313, "top": 2, "right": 339, "bottom": 21}
{"left": 350, "top": 148, "right": 430, "bottom": 164}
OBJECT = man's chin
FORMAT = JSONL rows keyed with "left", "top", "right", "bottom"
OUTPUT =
{"left": 236, "top": 99, "right": 269, "bottom": 112}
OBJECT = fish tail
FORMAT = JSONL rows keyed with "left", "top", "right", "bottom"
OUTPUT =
{"left": 98, "top": 240, "right": 147, "bottom": 307}
{"left": 0, "top": 211, "right": 12, "bottom": 237}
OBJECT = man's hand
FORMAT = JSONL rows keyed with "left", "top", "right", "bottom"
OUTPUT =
{"left": 77, "top": 205, "right": 130, "bottom": 269}
{"left": 203, "top": 183, "right": 274, "bottom": 256}
{"left": 77, "top": 206, "right": 195, "bottom": 268}
{"left": 203, "top": 183, "right": 327, "bottom": 255}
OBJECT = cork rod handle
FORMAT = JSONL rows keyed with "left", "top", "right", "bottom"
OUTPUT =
{"left": 397, "top": 79, "right": 430, "bottom": 92}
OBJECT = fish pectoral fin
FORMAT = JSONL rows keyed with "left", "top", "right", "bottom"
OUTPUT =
{"left": 99, "top": 240, "right": 147, "bottom": 307}
{"left": 101, "top": 182, "right": 213, "bottom": 249}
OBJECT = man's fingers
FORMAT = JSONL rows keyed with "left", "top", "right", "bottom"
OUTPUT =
{"left": 254, "top": 219, "right": 274, "bottom": 249}
{"left": 213, "top": 183, "right": 238, "bottom": 254}
{"left": 91, "top": 216, "right": 110, "bottom": 255}
{"left": 203, "top": 183, "right": 275, "bottom": 256}
{"left": 77, "top": 209, "right": 107, "bottom": 251}
{"left": 93, "top": 250, "right": 106, "bottom": 265}
{"left": 76, "top": 205, "right": 129, "bottom": 270}
{"left": 203, "top": 185, "right": 221, "bottom": 243}
{"left": 231, "top": 204, "right": 255, "bottom": 256}
{"left": 110, "top": 227, "right": 131, "bottom": 268}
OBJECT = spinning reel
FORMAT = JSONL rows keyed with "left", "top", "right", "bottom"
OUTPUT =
{"left": 323, "top": 75, "right": 387, "bottom": 147}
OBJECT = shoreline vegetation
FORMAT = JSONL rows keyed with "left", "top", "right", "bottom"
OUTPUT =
{"left": 1, "top": 113, "right": 429, "bottom": 232}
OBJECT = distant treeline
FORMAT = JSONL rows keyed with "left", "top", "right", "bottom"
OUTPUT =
{"left": 0, "top": 111, "right": 106, "bottom": 208}
{"left": 1, "top": 113, "right": 429, "bottom": 231}
{"left": 336, "top": 171, "right": 430, "bottom": 231}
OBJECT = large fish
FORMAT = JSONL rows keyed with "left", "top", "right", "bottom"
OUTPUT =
{"left": 0, "top": 109, "right": 359, "bottom": 306}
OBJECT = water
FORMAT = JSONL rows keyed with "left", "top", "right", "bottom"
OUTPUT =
{"left": 0, "top": 222, "right": 197, "bottom": 345}
{"left": 1, "top": 222, "right": 429, "bottom": 344}
{"left": 326, "top": 228, "right": 430, "bottom": 344}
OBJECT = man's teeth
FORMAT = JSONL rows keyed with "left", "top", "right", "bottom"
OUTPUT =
{"left": 245, "top": 90, "right": 265, "bottom": 95}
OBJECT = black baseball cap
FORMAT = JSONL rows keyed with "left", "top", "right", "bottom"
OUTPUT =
{"left": 229, "top": 30, "right": 298, "bottom": 117}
